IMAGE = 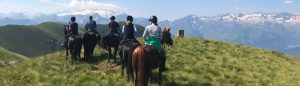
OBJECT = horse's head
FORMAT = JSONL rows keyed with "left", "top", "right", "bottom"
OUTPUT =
{"left": 162, "top": 27, "right": 173, "bottom": 46}
{"left": 63, "top": 25, "right": 70, "bottom": 35}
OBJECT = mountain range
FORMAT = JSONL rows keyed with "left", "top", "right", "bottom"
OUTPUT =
{"left": 1, "top": 9, "right": 300, "bottom": 57}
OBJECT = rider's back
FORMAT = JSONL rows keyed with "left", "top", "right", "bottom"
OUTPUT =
{"left": 69, "top": 21, "right": 78, "bottom": 35}
{"left": 144, "top": 24, "right": 162, "bottom": 39}
{"left": 123, "top": 22, "right": 135, "bottom": 40}
{"left": 109, "top": 21, "right": 120, "bottom": 34}
{"left": 85, "top": 20, "right": 96, "bottom": 32}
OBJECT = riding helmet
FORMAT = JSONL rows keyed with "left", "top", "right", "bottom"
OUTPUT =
{"left": 110, "top": 16, "right": 115, "bottom": 20}
{"left": 149, "top": 16, "right": 158, "bottom": 22}
{"left": 89, "top": 16, "right": 93, "bottom": 20}
{"left": 127, "top": 15, "right": 133, "bottom": 22}
{"left": 71, "top": 16, "right": 76, "bottom": 21}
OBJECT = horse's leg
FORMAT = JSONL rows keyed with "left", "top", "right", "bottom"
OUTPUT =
{"left": 124, "top": 50, "right": 131, "bottom": 81}
{"left": 132, "top": 51, "right": 138, "bottom": 86}
{"left": 113, "top": 47, "right": 118, "bottom": 62}
{"left": 121, "top": 49, "right": 125, "bottom": 76}
{"left": 108, "top": 47, "right": 111, "bottom": 62}
{"left": 77, "top": 40, "right": 82, "bottom": 61}
{"left": 144, "top": 70, "right": 151, "bottom": 86}
{"left": 128, "top": 51, "right": 134, "bottom": 81}
{"left": 71, "top": 49, "right": 74, "bottom": 64}
{"left": 138, "top": 54, "right": 144, "bottom": 86}
{"left": 158, "top": 68, "right": 163, "bottom": 86}
{"left": 66, "top": 47, "right": 69, "bottom": 61}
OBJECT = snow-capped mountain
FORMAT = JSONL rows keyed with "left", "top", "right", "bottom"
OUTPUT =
{"left": 212, "top": 12, "right": 300, "bottom": 25}
{"left": 163, "top": 12, "right": 300, "bottom": 57}
{"left": 0, "top": 12, "right": 29, "bottom": 19}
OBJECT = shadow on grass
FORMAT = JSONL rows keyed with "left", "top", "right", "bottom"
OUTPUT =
{"left": 79, "top": 52, "right": 122, "bottom": 65}
{"left": 164, "top": 81, "right": 212, "bottom": 86}
{"left": 148, "top": 70, "right": 212, "bottom": 86}
{"left": 78, "top": 53, "right": 108, "bottom": 64}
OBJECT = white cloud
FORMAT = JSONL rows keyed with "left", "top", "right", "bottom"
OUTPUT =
{"left": 39, "top": 0, "right": 52, "bottom": 2}
{"left": 284, "top": 0, "right": 294, "bottom": 4}
{"left": 60, "top": 0, "right": 128, "bottom": 12}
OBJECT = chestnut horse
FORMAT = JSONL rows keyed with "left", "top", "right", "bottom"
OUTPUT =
{"left": 132, "top": 28, "right": 173, "bottom": 86}
{"left": 161, "top": 28, "right": 173, "bottom": 48}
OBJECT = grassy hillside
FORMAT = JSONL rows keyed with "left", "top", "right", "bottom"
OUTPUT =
{"left": 0, "top": 22, "right": 144, "bottom": 57}
{"left": 1, "top": 37, "right": 300, "bottom": 86}
{"left": 0, "top": 22, "right": 65, "bottom": 57}
{"left": 0, "top": 47, "right": 27, "bottom": 67}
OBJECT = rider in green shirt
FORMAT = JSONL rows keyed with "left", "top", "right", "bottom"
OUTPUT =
{"left": 142, "top": 16, "right": 168, "bottom": 71}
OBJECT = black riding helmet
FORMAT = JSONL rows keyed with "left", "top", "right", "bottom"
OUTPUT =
{"left": 71, "top": 16, "right": 76, "bottom": 21}
{"left": 110, "top": 16, "right": 115, "bottom": 21}
{"left": 127, "top": 15, "right": 133, "bottom": 22}
{"left": 149, "top": 16, "right": 158, "bottom": 23}
{"left": 89, "top": 16, "right": 93, "bottom": 20}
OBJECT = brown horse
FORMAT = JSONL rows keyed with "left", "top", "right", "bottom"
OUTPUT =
{"left": 132, "top": 28, "right": 173, "bottom": 86}
{"left": 161, "top": 28, "right": 173, "bottom": 48}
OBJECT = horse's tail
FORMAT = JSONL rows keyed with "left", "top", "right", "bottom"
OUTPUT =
{"left": 132, "top": 45, "right": 145, "bottom": 86}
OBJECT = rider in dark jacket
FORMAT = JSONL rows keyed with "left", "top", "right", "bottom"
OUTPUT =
{"left": 108, "top": 16, "right": 121, "bottom": 35}
{"left": 64, "top": 16, "right": 78, "bottom": 47}
{"left": 85, "top": 16, "right": 97, "bottom": 32}
{"left": 84, "top": 16, "right": 100, "bottom": 39}
{"left": 66, "top": 16, "right": 78, "bottom": 37}
{"left": 119, "top": 15, "right": 140, "bottom": 45}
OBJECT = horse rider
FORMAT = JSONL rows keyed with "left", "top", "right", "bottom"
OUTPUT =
{"left": 119, "top": 15, "right": 140, "bottom": 45}
{"left": 108, "top": 16, "right": 121, "bottom": 36}
{"left": 84, "top": 16, "right": 99, "bottom": 36}
{"left": 142, "top": 15, "right": 167, "bottom": 71}
{"left": 65, "top": 16, "right": 79, "bottom": 46}
{"left": 102, "top": 16, "right": 121, "bottom": 46}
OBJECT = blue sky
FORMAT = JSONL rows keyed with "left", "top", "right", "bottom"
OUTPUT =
{"left": 0, "top": 0, "right": 299, "bottom": 20}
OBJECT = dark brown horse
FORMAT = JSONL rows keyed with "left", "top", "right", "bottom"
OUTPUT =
{"left": 64, "top": 25, "right": 82, "bottom": 64}
{"left": 83, "top": 31, "right": 101, "bottom": 60}
{"left": 100, "top": 33, "right": 121, "bottom": 62}
{"left": 118, "top": 39, "right": 140, "bottom": 81}
{"left": 132, "top": 28, "right": 173, "bottom": 86}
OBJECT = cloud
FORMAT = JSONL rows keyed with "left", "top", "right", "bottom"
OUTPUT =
{"left": 284, "top": 0, "right": 294, "bottom": 4}
{"left": 60, "top": 0, "right": 128, "bottom": 12}
{"left": 38, "top": 0, "right": 52, "bottom": 3}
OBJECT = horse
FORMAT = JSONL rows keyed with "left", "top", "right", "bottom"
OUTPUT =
{"left": 82, "top": 31, "right": 101, "bottom": 61}
{"left": 64, "top": 25, "right": 82, "bottom": 64}
{"left": 100, "top": 33, "right": 121, "bottom": 62}
{"left": 132, "top": 28, "right": 173, "bottom": 86}
{"left": 118, "top": 39, "right": 140, "bottom": 81}
{"left": 161, "top": 28, "right": 173, "bottom": 48}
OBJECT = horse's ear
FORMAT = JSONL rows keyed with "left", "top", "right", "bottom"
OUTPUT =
{"left": 163, "top": 27, "right": 167, "bottom": 31}
{"left": 168, "top": 28, "right": 170, "bottom": 32}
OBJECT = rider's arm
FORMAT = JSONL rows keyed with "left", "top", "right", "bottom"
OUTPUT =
{"left": 108, "top": 22, "right": 112, "bottom": 31}
{"left": 134, "top": 24, "right": 137, "bottom": 32}
{"left": 84, "top": 22, "right": 88, "bottom": 31}
{"left": 122, "top": 25, "right": 125, "bottom": 33}
{"left": 142, "top": 27, "right": 149, "bottom": 39}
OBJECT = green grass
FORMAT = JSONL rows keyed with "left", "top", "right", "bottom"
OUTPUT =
{"left": 0, "top": 22, "right": 65, "bottom": 57}
{"left": 1, "top": 37, "right": 300, "bottom": 86}
{"left": 0, "top": 47, "right": 27, "bottom": 67}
